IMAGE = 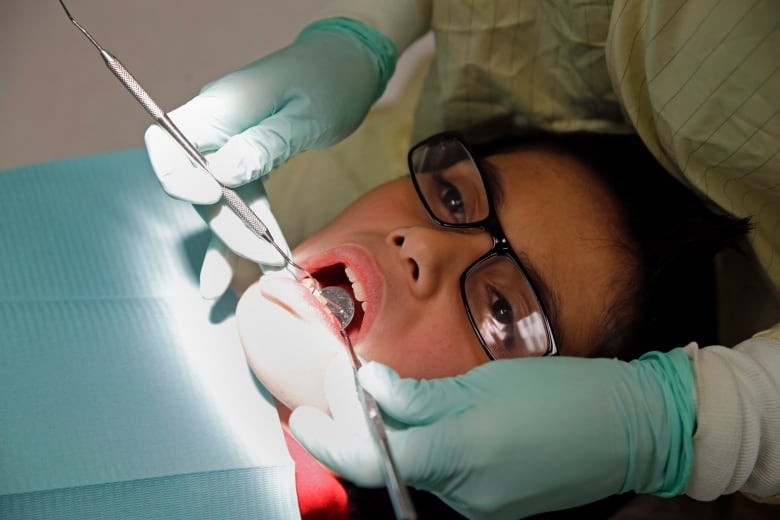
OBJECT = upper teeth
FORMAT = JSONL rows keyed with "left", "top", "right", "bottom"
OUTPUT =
{"left": 344, "top": 266, "right": 367, "bottom": 304}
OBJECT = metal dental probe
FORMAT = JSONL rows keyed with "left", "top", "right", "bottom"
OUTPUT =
{"left": 321, "top": 287, "right": 416, "bottom": 519}
{"left": 58, "top": 0, "right": 355, "bottom": 327}
{"left": 339, "top": 328, "right": 417, "bottom": 520}
{"left": 319, "top": 274, "right": 416, "bottom": 518}
{"left": 59, "top": 3, "right": 414, "bottom": 514}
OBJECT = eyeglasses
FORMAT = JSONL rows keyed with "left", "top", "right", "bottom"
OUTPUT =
{"left": 407, "top": 132, "right": 559, "bottom": 360}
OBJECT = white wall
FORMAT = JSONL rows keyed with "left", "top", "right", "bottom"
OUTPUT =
{"left": 0, "top": 1, "right": 330, "bottom": 170}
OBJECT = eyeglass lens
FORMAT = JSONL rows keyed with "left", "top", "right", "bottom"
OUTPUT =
{"left": 464, "top": 256, "right": 552, "bottom": 358}
{"left": 409, "top": 140, "right": 490, "bottom": 224}
{"left": 410, "top": 137, "right": 553, "bottom": 359}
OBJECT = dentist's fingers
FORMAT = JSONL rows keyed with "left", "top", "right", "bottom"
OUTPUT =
{"left": 290, "top": 396, "right": 467, "bottom": 489}
{"left": 202, "top": 113, "right": 299, "bottom": 188}
{"left": 324, "top": 353, "right": 372, "bottom": 434}
{"left": 289, "top": 354, "right": 386, "bottom": 487}
{"left": 193, "top": 181, "right": 290, "bottom": 266}
{"left": 357, "top": 361, "right": 475, "bottom": 425}
{"left": 144, "top": 124, "right": 222, "bottom": 204}
{"left": 199, "top": 237, "right": 237, "bottom": 300}
{"left": 147, "top": 107, "right": 316, "bottom": 201}
{"left": 290, "top": 404, "right": 387, "bottom": 487}
{"left": 144, "top": 95, "right": 250, "bottom": 202}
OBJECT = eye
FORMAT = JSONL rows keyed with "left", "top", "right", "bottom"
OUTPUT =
{"left": 466, "top": 257, "right": 552, "bottom": 358}
{"left": 434, "top": 176, "right": 467, "bottom": 223}
{"left": 489, "top": 288, "right": 515, "bottom": 326}
{"left": 473, "top": 286, "right": 517, "bottom": 353}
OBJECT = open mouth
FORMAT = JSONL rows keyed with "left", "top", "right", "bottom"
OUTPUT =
{"left": 309, "top": 263, "right": 367, "bottom": 341}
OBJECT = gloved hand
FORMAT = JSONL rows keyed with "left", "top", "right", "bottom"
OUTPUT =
{"left": 144, "top": 18, "right": 397, "bottom": 298}
{"left": 289, "top": 349, "right": 696, "bottom": 520}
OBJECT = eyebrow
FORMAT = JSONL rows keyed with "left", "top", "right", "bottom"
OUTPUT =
{"left": 476, "top": 158, "right": 505, "bottom": 209}
{"left": 477, "top": 157, "right": 563, "bottom": 349}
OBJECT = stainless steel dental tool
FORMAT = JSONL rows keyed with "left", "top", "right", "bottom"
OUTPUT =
{"left": 337, "top": 326, "right": 417, "bottom": 520}
{"left": 58, "top": 0, "right": 356, "bottom": 325}
{"left": 320, "top": 288, "right": 416, "bottom": 517}
{"left": 60, "top": 3, "right": 414, "bottom": 515}
{"left": 322, "top": 287, "right": 416, "bottom": 519}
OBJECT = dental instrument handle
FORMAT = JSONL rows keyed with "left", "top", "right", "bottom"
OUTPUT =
{"left": 64, "top": 6, "right": 403, "bottom": 511}
{"left": 362, "top": 387, "right": 417, "bottom": 520}
{"left": 109, "top": 52, "right": 307, "bottom": 278}
{"left": 58, "top": 0, "right": 311, "bottom": 281}
{"left": 340, "top": 331, "right": 417, "bottom": 520}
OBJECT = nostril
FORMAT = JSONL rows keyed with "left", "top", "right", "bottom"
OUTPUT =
{"left": 409, "top": 259, "right": 419, "bottom": 280}
{"left": 389, "top": 230, "right": 419, "bottom": 280}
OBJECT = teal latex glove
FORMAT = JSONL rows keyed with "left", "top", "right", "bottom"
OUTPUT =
{"left": 289, "top": 349, "right": 696, "bottom": 520}
{"left": 144, "top": 18, "right": 396, "bottom": 298}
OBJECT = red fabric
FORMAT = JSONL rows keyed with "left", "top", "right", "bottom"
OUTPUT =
{"left": 283, "top": 428, "right": 351, "bottom": 520}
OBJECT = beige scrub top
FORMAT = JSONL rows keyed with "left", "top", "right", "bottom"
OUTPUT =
{"left": 268, "top": 0, "right": 780, "bottom": 503}
{"left": 322, "top": 0, "right": 780, "bottom": 302}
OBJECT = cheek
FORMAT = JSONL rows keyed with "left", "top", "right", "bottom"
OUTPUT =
{"left": 348, "top": 183, "right": 421, "bottom": 225}
{"left": 357, "top": 303, "right": 487, "bottom": 379}
{"left": 301, "top": 181, "right": 421, "bottom": 246}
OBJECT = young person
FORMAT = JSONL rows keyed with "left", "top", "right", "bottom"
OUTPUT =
{"left": 234, "top": 130, "right": 748, "bottom": 518}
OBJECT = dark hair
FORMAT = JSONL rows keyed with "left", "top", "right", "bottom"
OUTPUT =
{"left": 343, "top": 131, "right": 751, "bottom": 519}
{"left": 474, "top": 131, "right": 751, "bottom": 360}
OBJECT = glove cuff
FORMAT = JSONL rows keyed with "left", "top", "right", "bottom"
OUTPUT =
{"left": 298, "top": 18, "right": 398, "bottom": 102}
{"left": 634, "top": 347, "right": 696, "bottom": 497}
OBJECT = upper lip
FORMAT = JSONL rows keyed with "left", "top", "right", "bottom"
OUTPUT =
{"left": 299, "top": 244, "right": 383, "bottom": 343}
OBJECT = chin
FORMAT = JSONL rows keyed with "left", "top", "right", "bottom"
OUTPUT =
{"left": 236, "top": 278, "right": 345, "bottom": 413}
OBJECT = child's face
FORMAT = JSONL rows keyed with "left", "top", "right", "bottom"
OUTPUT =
{"left": 237, "top": 147, "right": 634, "bottom": 411}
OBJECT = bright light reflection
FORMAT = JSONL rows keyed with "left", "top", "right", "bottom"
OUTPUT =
{"left": 134, "top": 210, "right": 292, "bottom": 467}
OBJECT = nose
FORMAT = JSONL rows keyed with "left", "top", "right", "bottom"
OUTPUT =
{"left": 387, "top": 226, "right": 492, "bottom": 299}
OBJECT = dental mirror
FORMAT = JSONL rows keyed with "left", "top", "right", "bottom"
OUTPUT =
{"left": 320, "top": 286, "right": 355, "bottom": 330}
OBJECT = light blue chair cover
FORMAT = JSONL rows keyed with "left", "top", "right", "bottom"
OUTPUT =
{"left": 0, "top": 151, "right": 300, "bottom": 519}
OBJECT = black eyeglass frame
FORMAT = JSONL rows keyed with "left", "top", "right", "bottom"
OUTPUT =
{"left": 407, "top": 131, "right": 559, "bottom": 360}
